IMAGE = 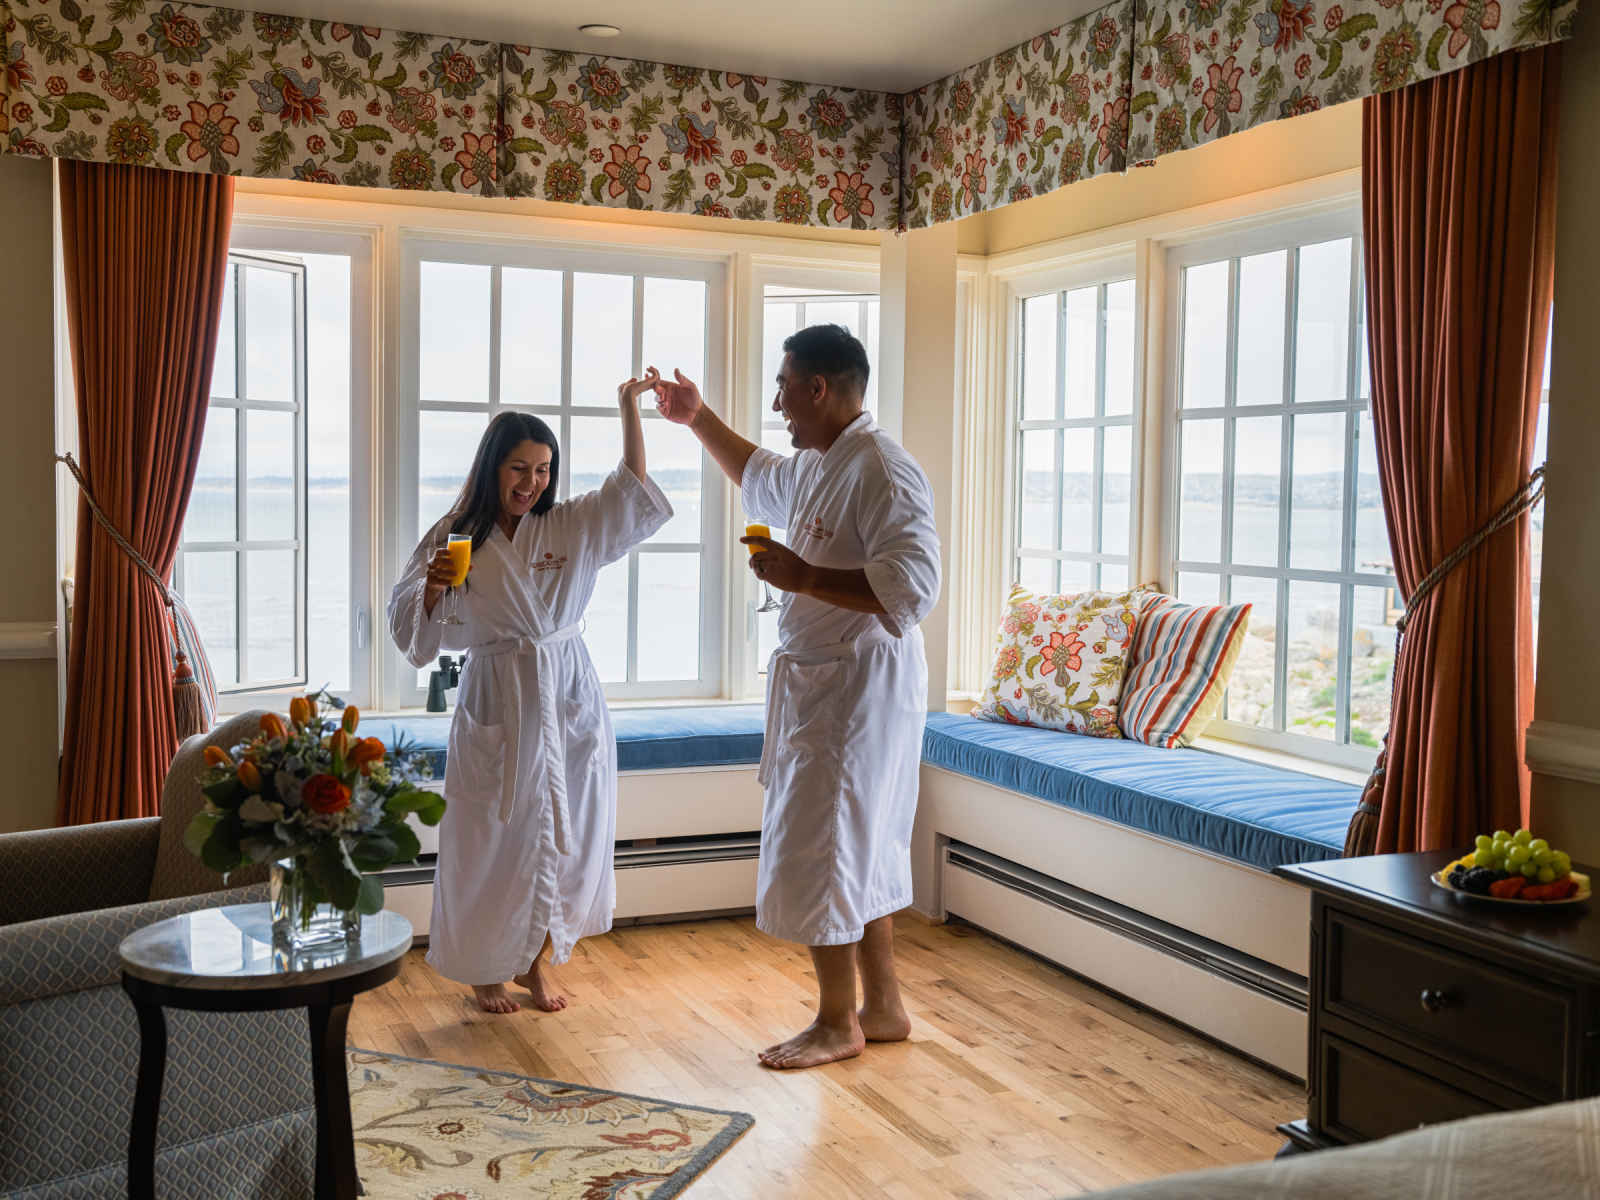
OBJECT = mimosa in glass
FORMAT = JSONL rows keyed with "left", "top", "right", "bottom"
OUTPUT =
{"left": 745, "top": 523, "right": 781, "bottom": 613}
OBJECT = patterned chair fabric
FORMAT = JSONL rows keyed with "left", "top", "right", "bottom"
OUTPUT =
{"left": 148, "top": 709, "right": 273, "bottom": 901}
{"left": 0, "top": 710, "right": 316, "bottom": 1197}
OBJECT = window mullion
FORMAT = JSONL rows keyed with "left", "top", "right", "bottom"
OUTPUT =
{"left": 488, "top": 265, "right": 503, "bottom": 411}
{"left": 559, "top": 271, "right": 574, "bottom": 501}
{"left": 1275, "top": 248, "right": 1299, "bottom": 733}
{"left": 236, "top": 261, "right": 250, "bottom": 683}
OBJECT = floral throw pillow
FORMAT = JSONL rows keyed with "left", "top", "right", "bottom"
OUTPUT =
{"left": 973, "top": 584, "right": 1140, "bottom": 738}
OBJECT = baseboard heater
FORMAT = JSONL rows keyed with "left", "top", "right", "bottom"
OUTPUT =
{"left": 944, "top": 841, "right": 1308, "bottom": 1010}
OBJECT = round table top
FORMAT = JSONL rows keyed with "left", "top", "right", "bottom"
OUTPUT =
{"left": 118, "top": 903, "right": 412, "bottom": 992}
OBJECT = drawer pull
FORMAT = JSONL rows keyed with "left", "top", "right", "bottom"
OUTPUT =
{"left": 1420, "top": 988, "right": 1451, "bottom": 1014}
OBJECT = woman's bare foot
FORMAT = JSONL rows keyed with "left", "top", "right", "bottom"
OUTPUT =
{"left": 512, "top": 960, "right": 568, "bottom": 1012}
{"left": 858, "top": 1003, "right": 912, "bottom": 1043}
{"left": 472, "top": 983, "right": 520, "bottom": 1014}
{"left": 759, "top": 1019, "right": 866, "bottom": 1070}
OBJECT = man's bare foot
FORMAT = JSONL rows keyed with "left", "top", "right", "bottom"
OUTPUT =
{"left": 472, "top": 983, "right": 520, "bottom": 1014}
{"left": 858, "top": 1004, "right": 911, "bottom": 1043}
{"left": 759, "top": 1019, "right": 866, "bottom": 1070}
{"left": 512, "top": 962, "right": 568, "bottom": 1012}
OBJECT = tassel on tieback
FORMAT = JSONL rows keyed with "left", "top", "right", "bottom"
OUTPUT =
{"left": 173, "top": 650, "right": 207, "bottom": 742}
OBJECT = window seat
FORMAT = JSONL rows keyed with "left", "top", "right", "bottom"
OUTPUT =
{"left": 922, "top": 711, "right": 1360, "bottom": 874}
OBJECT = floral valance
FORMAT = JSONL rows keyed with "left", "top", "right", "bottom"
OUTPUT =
{"left": 0, "top": 0, "right": 1581, "bottom": 230}
{"left": 899, "top": 0, "right": 1134, "bottom": 229}
{"left": 1128, "top": 0, "right": 1578, "bottom": 161}
{"left": 0, "top": 0, "right": 900, "bottom": 228}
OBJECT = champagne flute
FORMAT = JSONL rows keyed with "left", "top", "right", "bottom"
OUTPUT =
{"left": 745, "top": 523, "right": 782, "bottom": 614}
{"left": 438, "top": 534, "right": 472, "bottom": 626}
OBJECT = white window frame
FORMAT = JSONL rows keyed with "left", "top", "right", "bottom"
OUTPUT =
{"left": 738, "top": 261, "right": 881, "bottom": 698}
{"left": 196, "top": 225, "right": 375, "bottom": 713}
{"left": 174, "top": 251, "right": 310, "bottom": 701}
{"left": 1160, "top": 207, "right": 1385, "bottom": 771}
{"left": 1008, "top": 253, "right": 1141, "bottom": 596}
{"left": 393, "top": 235, "right": 729, "bottom": 706}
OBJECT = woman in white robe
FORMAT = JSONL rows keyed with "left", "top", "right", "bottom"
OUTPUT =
{"left": 389, "top": 372, "right": 671, "bottom": 1013}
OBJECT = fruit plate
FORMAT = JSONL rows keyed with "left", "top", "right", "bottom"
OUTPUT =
{"left": 1431, "top": 859, "right": 1592, "bottom": 908}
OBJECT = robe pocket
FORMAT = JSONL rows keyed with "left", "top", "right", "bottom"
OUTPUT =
{"left": 446, "top": 705, "right": 506, "bottom": 800}
{"left": 784, "top": 659, "right": 846, "bottom": 766}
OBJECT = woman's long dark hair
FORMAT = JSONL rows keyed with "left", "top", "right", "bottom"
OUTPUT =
{"left": 447, "top": 412, "right": 560, "bottom": 549}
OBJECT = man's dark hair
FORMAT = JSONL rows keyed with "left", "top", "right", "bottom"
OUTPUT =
{"left": 783, "top": 323, "right": 870, "bottom": 399}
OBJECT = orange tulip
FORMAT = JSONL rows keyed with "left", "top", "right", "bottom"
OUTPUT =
{"left": 203, "top": 745, "right": 232, "bottom": 767}
{"left": 261, "top": 713, "right": 288, "bottom": 741}
{"left": 288, "top": 696, "right": 312, "bottom": 728}
{"left": 350, "top": 737, "right": 386, "bottom": 774}
{"left": 342, "top": 705, "right": 360, "bottom": 734}
{"left": 330, "top": 729, "right": 350, "bottom": 758}
{"left": 237, "top": 760, "right": 262, "bottom": 791}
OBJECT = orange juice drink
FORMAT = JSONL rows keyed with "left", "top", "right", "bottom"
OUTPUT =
{"left": 744, "top": 523, "right": 770, "bottom": 555}
{"left": 445, "top": 535, "right": 472, "bottom": 586}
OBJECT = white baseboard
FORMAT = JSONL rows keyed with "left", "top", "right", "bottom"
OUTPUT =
{"left": 943, "top": 856, "right": 1306, "bottom": 1077}
{"left": 1526, "top": 720, "right": 1600, "bottom": 786}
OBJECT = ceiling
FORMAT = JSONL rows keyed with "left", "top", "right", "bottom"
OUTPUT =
{"left": 256, "top": 0, "right": 1109, "bottom": 93}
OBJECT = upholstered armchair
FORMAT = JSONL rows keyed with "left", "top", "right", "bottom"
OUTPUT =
{"left": 0, "top": 711, "right": 315, "bottom": 1199}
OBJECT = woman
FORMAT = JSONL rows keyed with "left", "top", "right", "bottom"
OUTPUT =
{"left": 389, "top": 370, "right": 671, "bottom": 1014}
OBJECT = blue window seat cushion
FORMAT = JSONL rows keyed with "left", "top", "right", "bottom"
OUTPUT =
{"left": 361, "top": 704, "right": 767, "bottom": 778}
{"left": 922, "top": 711, "right": 1360, "bottom": 872}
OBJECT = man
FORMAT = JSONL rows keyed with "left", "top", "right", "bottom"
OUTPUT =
{"left": 655, "top": 324, "right": 940, "bottom": 1069}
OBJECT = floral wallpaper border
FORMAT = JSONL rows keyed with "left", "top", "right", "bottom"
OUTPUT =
{"left": 0, "top": 0, "right": 1580, "bottom": 230}
{"left": 899, "top": 0, "right": 1135, "bottom": 229}
{"left": 1127, "top": 0, "right": 1578, "bottom": 162}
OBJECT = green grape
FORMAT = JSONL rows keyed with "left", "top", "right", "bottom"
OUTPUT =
{"left": 1529, "top": 838, "right": 1549, "bottom": 855}
{"left": 1533, "top": 848, "right": 1555, "bottom": 867}
{"left": 1493, "top": 830, "right": 1511, "bottom": 844}
{"left": 1474, "top": 849, "right": 1496, "bottom": 867}
{"left": 1522, "top": 862, "right": 1540, "bottom": 878}
{"left": 1553, "top": 851, "right": 1573, "bottom": 874}
{"left": 1538, "top": 866, "right": 1556, "bottom": 884}
{"left": 1508, "top": 844, "right": 1531, "bottom": 866}
{"left": 1513, "top": 829, "right": 1533, "bottom": 846}
{"left": 1476, "top": 834, "right": 1494, "bottom": 852}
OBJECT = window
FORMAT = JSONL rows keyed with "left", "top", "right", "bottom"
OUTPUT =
{"left": 754, "top": 286, "right": 880, "bottom": 670}
{"left": 1013, "top": 277, "right": 1137, "bottom": 596}
{"left": 401, "top": 240, "right": 726, "bottom": 703}
{"left": 175, "top": 234, "right": 364, "bottom": 708}
{"left": 1168, "top": 216, "right": 1389, "bottom": 761}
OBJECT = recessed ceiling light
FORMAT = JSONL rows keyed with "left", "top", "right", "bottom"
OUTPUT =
{"left": 579, "top": 23, "right": 622, "bottom": 37}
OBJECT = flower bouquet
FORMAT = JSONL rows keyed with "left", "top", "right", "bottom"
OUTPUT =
{"left": 185, "top": 692, "right": 444, "bottom": 950}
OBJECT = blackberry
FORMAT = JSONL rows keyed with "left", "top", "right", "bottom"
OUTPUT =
{"left": 1461, "top": 867, "right": 1500, "bottom": 894}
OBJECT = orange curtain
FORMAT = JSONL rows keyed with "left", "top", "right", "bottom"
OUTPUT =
{"left": 57, "top": 162, "right": 234, "bottom": 824}
{"left": 1360, "top": 49, "right": 1560, "bottom": 853}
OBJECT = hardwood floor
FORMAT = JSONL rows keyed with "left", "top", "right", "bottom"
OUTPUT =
{"left": 347, "top": 914, "right": 1303, "bottom": 1198}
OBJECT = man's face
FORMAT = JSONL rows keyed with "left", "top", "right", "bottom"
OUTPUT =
{"left": 772, "top": 352, "right": 826, "bottom": 450}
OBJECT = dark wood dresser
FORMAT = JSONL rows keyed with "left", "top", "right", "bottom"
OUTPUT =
{"left": 1273, "top": 849, "right": 1600, "bottom": 1153}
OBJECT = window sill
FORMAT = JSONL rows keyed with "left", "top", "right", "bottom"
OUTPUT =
{"left": 366, "top": 698, "right": 765, "bottom": 719}
{"left": 1192, "top": 733, "right": 1370, "bottom": 787}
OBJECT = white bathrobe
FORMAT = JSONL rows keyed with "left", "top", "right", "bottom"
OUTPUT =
{"left": 389, "top": 463, "right": 671, "bottom": 982}
{"left": 742, "top": 413, "right": 941, "bottom": 946}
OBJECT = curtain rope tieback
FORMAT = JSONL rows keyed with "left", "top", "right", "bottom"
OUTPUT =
{"left": 54, "top": 451, "right": 178, "bottom": 608}
{"left": 1343, "top": 463, "right": 1547, "bottom": 856}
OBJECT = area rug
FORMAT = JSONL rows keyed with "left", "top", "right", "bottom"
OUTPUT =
{"left": 347, "top": 1048, "right": 753, "bottom": 1199}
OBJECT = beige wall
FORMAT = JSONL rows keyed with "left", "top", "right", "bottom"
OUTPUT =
{"left": 1529, "top": 27, "right": 1600, "bottom": 860}
{"left": 0, "top": 154, "right": 62, "bottom": 833}
{"left": 955, "top": 101, "right": 1363, "bottom": 256}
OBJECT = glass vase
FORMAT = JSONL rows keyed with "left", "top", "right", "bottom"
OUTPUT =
{"left": 270, "top": 857, "right": 360, "bottom": 952}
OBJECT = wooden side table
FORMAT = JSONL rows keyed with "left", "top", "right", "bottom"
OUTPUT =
{"left": 118, "top": 904, "right": 411, "bottom": 1200}
{"left": 1274, "top": 850, "right": 1600, "bottom": 1153}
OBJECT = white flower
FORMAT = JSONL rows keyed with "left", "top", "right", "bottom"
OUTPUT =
{"left": 238, "top": 795, "right": 284, "bottom": 823}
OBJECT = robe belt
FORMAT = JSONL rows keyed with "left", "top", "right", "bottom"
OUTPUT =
{"left": 758, "top": 624, "right": 896, "bottom": 787}
{"left": 470, "top": 624, "right": 585, "bottom": 849}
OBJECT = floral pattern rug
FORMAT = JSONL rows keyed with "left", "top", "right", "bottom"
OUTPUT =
{"left": 347, "top": 1049, "right": 753, "bottom": 1200}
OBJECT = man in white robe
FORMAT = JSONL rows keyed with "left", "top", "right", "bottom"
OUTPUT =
{"left": 656, "top": 324, "right": 940, "bottom": 1068}
{"left": 390, "top": 390, "right": 671, "bottom": 1014}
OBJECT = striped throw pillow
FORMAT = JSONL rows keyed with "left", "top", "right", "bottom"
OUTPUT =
{"left": 1118, "top": 595, "right": 1251, "bottom": 748}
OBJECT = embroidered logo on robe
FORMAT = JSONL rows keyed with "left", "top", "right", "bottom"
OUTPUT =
{"left": 797, "top": 516, "right": 834, "bottom": 542}
{"left": 533, "top": 552, "right": 568, "bottom": 573}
